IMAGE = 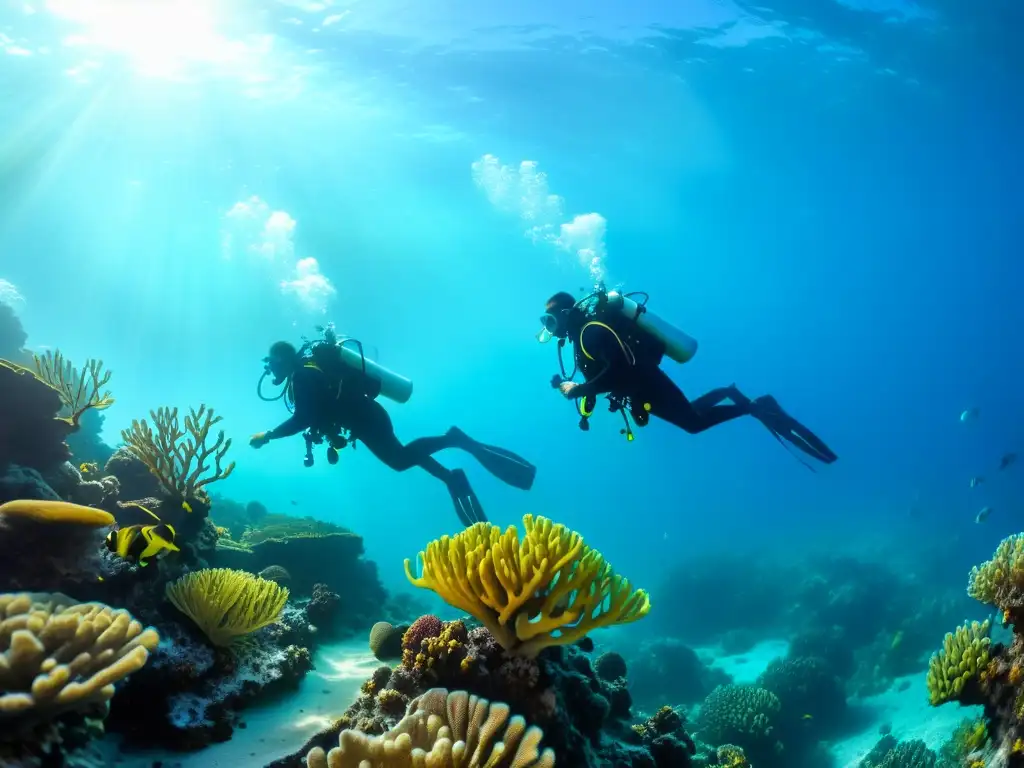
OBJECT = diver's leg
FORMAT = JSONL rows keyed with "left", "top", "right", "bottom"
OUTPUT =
{"left": 642, "top": 369, "right": 751, "bottom": 434}
{"left": 349, "top": 402, "right": 487, "bottom": 525}
{"left": 349, "top": 401, "right": 451, "bottom": 480}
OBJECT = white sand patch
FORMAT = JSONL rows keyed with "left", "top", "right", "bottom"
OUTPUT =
{"left": 829, "top": 672, "right": 982, "bottom": 768}
{"left": 702, "top": 638, "right": 790, "bottom": 684}
{"left": 112, "top": 639, "right": 379, "bottom": 767}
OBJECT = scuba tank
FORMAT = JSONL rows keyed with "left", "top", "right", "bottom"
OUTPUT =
{"left": 604, "top": 290, "right": 698, "bottom": 364}
{"left": 312, "top": 324, "right": 414, "bottom": 404}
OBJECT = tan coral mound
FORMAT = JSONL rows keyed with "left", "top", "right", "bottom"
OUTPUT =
{"left": 0, "top": 592, "right": 159, "bottom": 723}
{"left": 306, "top": 687, "right": 555, "bottom": 768}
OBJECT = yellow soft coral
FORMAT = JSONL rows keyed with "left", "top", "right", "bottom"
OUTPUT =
{"left": 404, "top": 515, "right": 650, "bottom": 658}
{"left": 927, "top": 620, "right": 991, "bottom": 706}
{"left": 121, "top": 405, "right": 235, "bottom": 502}
{"left": 165, "top": 568, "right": 288, "bottom": 647}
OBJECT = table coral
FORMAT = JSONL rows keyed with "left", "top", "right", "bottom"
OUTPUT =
{"left": 0, "top": 592, "right": 158, "bottom": 728}
{"left": 304, "top": 687, "right": 555, "bottom": 768}
{"left": 404, "top": 514, "right": 650, "bottom": 658}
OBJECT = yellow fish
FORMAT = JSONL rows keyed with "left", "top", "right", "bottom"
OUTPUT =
{"left": 182, "top": 501, "right": 193, "bottom": 514}
{"left": 105, "top": 504, "right": 179, "bottom": 567}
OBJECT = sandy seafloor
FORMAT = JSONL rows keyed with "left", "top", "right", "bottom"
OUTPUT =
{"left": 103, "top": 637, "right": 982, "bottom": 767}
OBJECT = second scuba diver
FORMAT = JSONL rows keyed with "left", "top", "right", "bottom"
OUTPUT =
{"left": 539, "top": 287, "right": 838, "bottom": 466}
{"left": 250, "top": 325, "right": 536, "bottom": 527}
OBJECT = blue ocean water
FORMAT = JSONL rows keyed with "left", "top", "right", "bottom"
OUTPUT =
{"left": 0, "top": 0, "right": 1020, "bottom": 743}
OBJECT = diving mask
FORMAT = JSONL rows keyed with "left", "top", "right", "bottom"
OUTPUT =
{"left": 536, "top": 312, "right": 559, "bottom": 344}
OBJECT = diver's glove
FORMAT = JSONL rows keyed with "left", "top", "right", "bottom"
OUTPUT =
{"left": 250, "top": 431, "right": 272, "bottom": 449}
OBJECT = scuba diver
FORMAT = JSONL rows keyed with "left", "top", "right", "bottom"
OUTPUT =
{"left": 539, "top": 287, "right": 838, "bottom": 467}
{"left": 250, "top": 324, "right": 536, "bottom": 527}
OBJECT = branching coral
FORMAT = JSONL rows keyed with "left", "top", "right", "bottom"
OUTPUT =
{"left": 0, "top": 592, "right": 158, "bottom": 726}
{"left": 121, "top": 405, "right": 235, "bottom": 502}
{"left": 926, "top": 620, "right": 991, "bottom": 706}
{"left": 1, "top": 350, "right": 113, "bottom": 429}
{"left": 305, "top": 687, "right": 555, "bottom": 768}
{"left": 165, "top": 568, "right": 289, "bottom": 647}
{"left": 404, "top": 515, "right": 651, "bottom": 658}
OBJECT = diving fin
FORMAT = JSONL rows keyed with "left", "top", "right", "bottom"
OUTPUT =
{"left": 447, "top": 469, "right": 488, "bottom": 527}
{"left": 448, "top": 428, "right": 537, "bottom": 491}
{"left": 751, "top": 396, "right": 838, "bottom": 467}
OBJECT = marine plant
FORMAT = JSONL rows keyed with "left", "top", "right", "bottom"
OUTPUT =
{"left": 0, "top": 349, "right": 113, "bottom": 429}
{"left": 304, "top": 687, "right": 555, "bottom": 768}
{"left": 404, "top": 514, "right": 650, "bottom": 658}
{"left": 121, "top": 405, "right": 235, "bottom": 503}
{"left": 165, "top": 567, "right": 289, "bottom": 647}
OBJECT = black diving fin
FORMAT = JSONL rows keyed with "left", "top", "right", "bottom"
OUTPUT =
{"left": 751, "top": 396, "right": 838, "bottom": 470}
{"left": 447, "top": 469, "right": 488, "bottom": 527}
{"left": 448, "top": 428, "right": 537, "bottom": 491}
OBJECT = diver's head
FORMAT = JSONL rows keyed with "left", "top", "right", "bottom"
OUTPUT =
{"left": 264, "top": 341, "right": 299, "bottom": 385}
{"left": 538, "top": 291, "right": 578, "bottom": 342}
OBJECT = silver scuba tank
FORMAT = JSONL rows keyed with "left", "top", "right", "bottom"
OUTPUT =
{"left": 604, "top": 291, "right": 698, "bottom": 364}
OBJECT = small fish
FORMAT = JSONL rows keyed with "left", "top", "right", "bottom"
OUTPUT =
{"left": 1000, "top": 452, "right": 1018, "bottom": 471}
{"left": 182, "top": 501, "right": 193, "bottom": 514}
{"left": 975, "top": 506, "right": 992, "bottom": 524}
{"left": 802, "top": 714, "right": 814, "bottom": 721}
{"left": 969, "top": 476, "right": 984, "bottom": 489}
{"left": 79, "top": 462, "right": 98, "bottom": 475}
{"left": 290, "top": 500, "right": 298, "bottom": 506}
{"left": 960, "top": 407, "right": 980, "bottom": 423}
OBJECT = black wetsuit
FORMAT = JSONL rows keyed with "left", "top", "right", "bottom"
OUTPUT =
{"left": 564, "top": 312, "right": 837, "bottom": 464}
{"left": 267, "top": 365, "right": 457, "bottom": 481}
{"left": 569, "top": 315, "right": 751, "bottom": 434}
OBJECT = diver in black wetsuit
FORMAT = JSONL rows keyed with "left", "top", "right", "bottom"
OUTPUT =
{"left": 251, "top": 339, "right": 536, "bottom": 527}
{"left": 541, "top": 290, "right": 837, "bottom": 466}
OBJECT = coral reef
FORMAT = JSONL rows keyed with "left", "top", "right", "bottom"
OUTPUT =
{"left": 166, "top": 567, "right": 289, "bottom": 647}
{"left": 0, "top": 299, "right": 30, "bottom": 364}
{"left": 274, "top": 617, "right": 693, "bottom": 768}
{"left": 627, "top": 638, "right": 732, "bottom": 710}
{"left": 925, "top": 533, "right": 1024, "bottom": 765}
{"left": 405, "top": 515, "right": 650, "bottom": 658}
{"left": 369, "top": 620, "right": 408, "bottom": 662}
{"left": 757, "top": 654, "right": 848, "bottom": 739}
{"left": 0, "top": 363, "right": 76, "bottom": 475}
{"left": 103, "top": 447, "right": 162, "bottom": 501}
{"left": 305, "top": 687, "right": 556, "bottom": 768}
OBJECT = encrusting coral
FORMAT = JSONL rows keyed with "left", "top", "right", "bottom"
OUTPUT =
{"left": 404, "top": 514, "right": 650, "bottom": 658}
{"left": 165, "top": 567, "right": 290, "bottom": 647}
{"left": 0, "top": 592, "right": 158, "bottom": 726}
{"left": 121, "top": 405, "right": 235, "bottom": 504}
{"left": 305, "top": 687, "right": 556, "bottom": 768}
{"left": 926, "top": 620, "right": 991, "bottom": 706}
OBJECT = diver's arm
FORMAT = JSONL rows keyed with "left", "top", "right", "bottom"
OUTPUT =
{"left": 258, "top": 370, "right": 316, "bottom": 441}
{"left": 568, "top": 362, "right": 610, "bottom": 398}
